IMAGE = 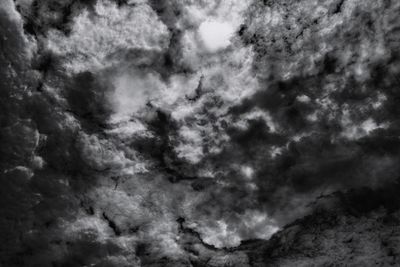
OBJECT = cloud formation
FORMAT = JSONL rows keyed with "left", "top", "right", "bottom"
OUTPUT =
{"left": 1, "top": 0, "right": 400, "bottom": 266}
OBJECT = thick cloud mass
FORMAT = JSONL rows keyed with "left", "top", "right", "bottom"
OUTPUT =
{"left": 1, "top": 0, "right": 400, "bottom": 266}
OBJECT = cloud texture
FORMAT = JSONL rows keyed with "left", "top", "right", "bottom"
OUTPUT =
{"left": 1, "top": 0, "right": 400, "bottom": 266}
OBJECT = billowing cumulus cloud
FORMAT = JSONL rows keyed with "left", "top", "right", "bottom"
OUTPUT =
{"left": 45, "top": 0, "right": 170, "bottom": 72}
{"left": 1, "top": 0, "right": 400, "bottom": 266}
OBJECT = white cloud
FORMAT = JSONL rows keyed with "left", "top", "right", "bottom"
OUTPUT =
{"left": 241, "top": 165, "right": 254, "bottom": 180}
{"left": 109, "top": 70, "right": 166, "bottom": 122}
{"left": 340, "top": 108, "right": 388, "bottom": 140}
{"left": 175, "top": 142, "right": 204, "bottom": 164}
{"left": 233, "top": 108, "right": 278, "bottom": 133}
{"left": 45, "top": 0, "right": 169, "bottom": 72}
{"left": 1, "top": 0, "right": 37, "bottom": 59}
{"left": 198, "top": 20, "right": 235, "bottom": 52}
{"left": 197, "top": 210, "right": 279, "bottom": 248}
{"left": 77, "top": 133, "right": 147, "bottom": 175}
{"left": 201, "top": 220, "right": 243, "bottom": 248}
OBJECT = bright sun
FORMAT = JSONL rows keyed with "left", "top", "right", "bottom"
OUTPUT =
{"left": 198, "top": 19, "right": 235, "bottom": 52}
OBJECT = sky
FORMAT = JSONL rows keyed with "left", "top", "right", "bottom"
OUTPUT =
{"left": 1, "top": 0, "right": 400, "bottom": 266}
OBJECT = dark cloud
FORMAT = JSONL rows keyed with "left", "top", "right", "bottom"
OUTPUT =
{"left": 202, "top": 0, "right": 400, "bottom": 225}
